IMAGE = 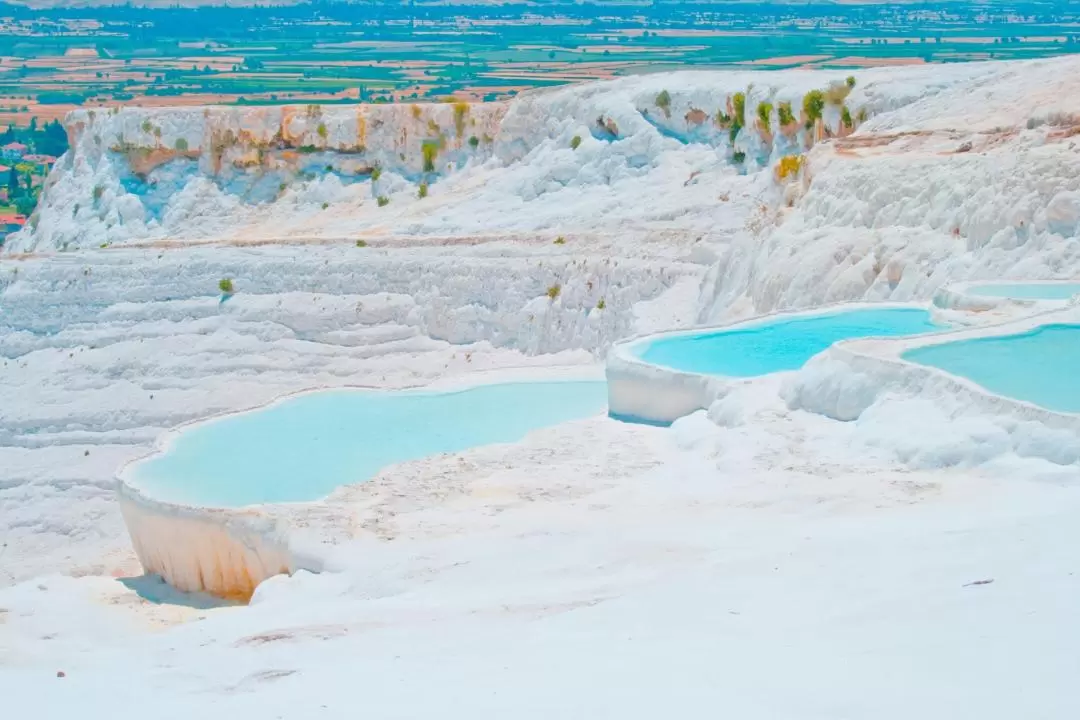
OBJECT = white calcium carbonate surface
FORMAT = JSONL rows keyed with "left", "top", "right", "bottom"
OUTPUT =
{"left": 3, "top": 56, "right": 1080, "bottom": 718}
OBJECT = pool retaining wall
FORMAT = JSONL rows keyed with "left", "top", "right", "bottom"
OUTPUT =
{"left": 606, "top": 302, "right": 941, "bottom": 426}
{"left": 117, "top": 482, "right": 295, "bottom": 600}
{"left": 784, "top": 307, "right": 1080, "bottom": 465}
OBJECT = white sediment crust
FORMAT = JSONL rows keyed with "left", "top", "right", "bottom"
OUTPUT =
{"left": 117, "top": 483, "right": 292, "bottom": 600}
{"left": 785, "top": 306, "right": 1080, "bottom": 464}
{"left": 933, "top": 279, "right": 1080, "bottom": 312}
{"left": 607, "top": 301, "right": 936, "bottom": 425}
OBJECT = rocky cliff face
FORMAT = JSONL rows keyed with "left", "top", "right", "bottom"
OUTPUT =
{"left": 9, "top": 57, "right": 1080, "bottom": 325}
{"left": 8, "top": 61, "right": 976, "bottom": 253}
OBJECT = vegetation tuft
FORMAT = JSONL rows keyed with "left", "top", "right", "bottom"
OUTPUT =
{"left": 655, "top": 89, "right": 672, "bottom": 117}
{"left": 841, "top": 106, "right": 853, "bottom": 129}
{"left": 777, "top": 154, "right": 804, "bottom": 180}
{"left": 757, "top": 101, "right": 773, "bottom": 128}
{"left": 802, "top": 89, "right": 825, "bottom": 129}
{"left": 421, "top": 141, "right": 438, "bottom": 173}
{"left": 777, "top": 102, "right": 795, "bottom": 126}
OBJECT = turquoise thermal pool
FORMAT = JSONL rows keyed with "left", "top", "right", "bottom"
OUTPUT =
{"left": 128, "top": 380, "right": 607, "bottom": 507}
{"left": 903, "top": 324, "right": 1080, "bottom": 413}
{"left": 967, "top": 283, "right": 1080, "bottom": 300}
{"left": 635, "top": 307, "right": 940, "bottom": 377}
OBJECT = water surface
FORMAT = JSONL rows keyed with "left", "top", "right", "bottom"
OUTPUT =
{"left": 130, "top": 380, "right": 607, "bottom": 507}
{"left": 967, "top": 283, "right": 1080, "bottom": 301}
{"left": 636, "top": 307, "right": 939, "bottom": 377}
{"left": 903, "top": 324, "right": 1080, "bottom": 413}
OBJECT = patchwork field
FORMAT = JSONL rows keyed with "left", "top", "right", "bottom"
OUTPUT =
{"left": 0, "top": 1, "right": 1077, "bottom": 125}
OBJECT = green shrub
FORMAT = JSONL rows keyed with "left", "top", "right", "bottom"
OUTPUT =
{"left": 421, "top": 142, "right": 438, "bottom": 173}
{"left": 777, "top": 102, "right": 795, "bottom": 126}
{"left": 803, "top": 89, "right": 825, "bottom": 129}
{"left": 732, "top": 92, "right": 746, "bottom": 127}
{"left": 546, "top": 283, "right": 561, "bottom": 300}
{"left": 554, "top": 235, "right": 566, "bottom": 245}
{"left": 453, "top": 102, "right": 469, "bottom": 137}
{"left": 468, "top": 135, "right": 480, "bottom": 148}
{"left": 141, "top": 120, "right": 152, "bottom": 133}
{"left": 846, "top": 75, "right": 857, "bottom": 88}
{"left": 841, "top": 106, "right": 853, "bottom": 129}
{"left": 356, "top": 239, "right": 367, "bottom": 247}
{"left": 321, "top": 202, "right": 329, "bottom": 210}
{"left": 316, "top": 123, "right": 328, "bottom": 139}
{"left": 371, "top": 166, "right": 382, "bottom": 181}
{"left": 596, "top": 298, "right": 605, "bottom": 310}
{"left": 655, "top": 89, "right": 671, "bottom": 117}
{"left": 218, "top": 278, "right": 234, "bottom": 294}
{"left": 570, "top": 135, "right": 582, "bottom": 150}
{"left": 757, "top": 101, "right": 773, "bottom": 127}
{"left": 716, "top": 110, "right": 732, "bottom": 128}
{"left": 417, "top": 182, "right": 428, "bottom": 199}
{"left": 732, "top": 150, "right": 746, "bottom": 164}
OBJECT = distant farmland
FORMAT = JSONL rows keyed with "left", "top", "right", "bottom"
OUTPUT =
{"left": 0, "top": 1, "right": 1077, "bottom": 125}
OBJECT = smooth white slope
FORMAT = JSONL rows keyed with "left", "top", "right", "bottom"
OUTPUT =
{"left": 2, "top": 382, "right": 1079, "bottom": 718}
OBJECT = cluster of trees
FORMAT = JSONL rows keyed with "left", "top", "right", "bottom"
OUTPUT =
{"left": 1, "top": 118, "right": 69, "bottom": 216}
{"left": 7, "top": 166, "right": 38, "bottom": 216}
{"left": 0, "top": 117, "right": 69, "bottom": 157}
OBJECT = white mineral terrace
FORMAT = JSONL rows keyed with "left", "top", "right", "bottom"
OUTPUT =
{"left": 606, "top": 301, "right": 950, "bottom": 426}
{"left": 933, "top": 279, "right": 1080, "bottom": 312}
{"left": 6, "top": 55, "right": 1080, "bottom": 717}
{"left": 784, "top": 305, "right": 1080, "bottom": 465}
{"left": 115, "top": 366, "right": 603, "bottom": 599}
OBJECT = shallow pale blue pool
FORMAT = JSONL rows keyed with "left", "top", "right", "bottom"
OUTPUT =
{"left": 968, "top": 283, "right": 1080, "bottom": 300}
{"left": 129, "top": 380, "right": 607, "bottom": 507}
{"left": 903, "top": 324, "right": 1080, "bottom": 413}
{"left": 635, "top": 307, "right": 940, "bottom": 377}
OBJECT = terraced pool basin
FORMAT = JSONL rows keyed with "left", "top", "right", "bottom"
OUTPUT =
{"left": 966, "top": 283, "right": 1080, "bottom": 301}
{"left": 636, "top": 307, "right": 940, "bottom": 377}
{"left": 903, "top": 324, "right": 1080, "bottom": 413}
{"left": 127, "top": 380, "right": 607, "bottom": 508}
